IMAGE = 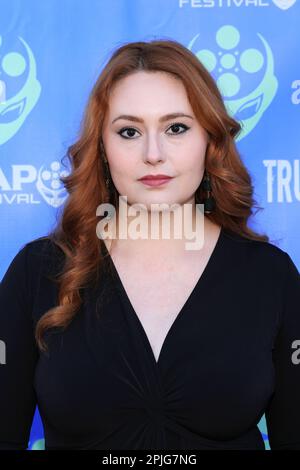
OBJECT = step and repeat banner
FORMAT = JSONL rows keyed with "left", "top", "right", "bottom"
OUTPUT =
{"left": 0, "top": 0, "right": 299, "bottom": 451}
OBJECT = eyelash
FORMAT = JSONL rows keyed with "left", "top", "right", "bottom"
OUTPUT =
{"left": 117, "top": 122, "right": 190, "bottom": 139}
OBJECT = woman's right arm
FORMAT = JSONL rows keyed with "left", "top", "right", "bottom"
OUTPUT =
{"left": 0, "top": 244, "right": 39, "bottom": 450}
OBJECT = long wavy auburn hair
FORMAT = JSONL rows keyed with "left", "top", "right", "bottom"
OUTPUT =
{"left": 35, "top": 38, "right": 270, "bottom": 353}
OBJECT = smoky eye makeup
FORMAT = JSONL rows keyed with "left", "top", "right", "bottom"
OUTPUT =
{"left": 116, "top": 122, "right": 191, "bottom": 139}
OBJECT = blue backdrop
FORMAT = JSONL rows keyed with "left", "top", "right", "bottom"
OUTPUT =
{"left": 0, "top": 0, "right": 299, "bottom": 451}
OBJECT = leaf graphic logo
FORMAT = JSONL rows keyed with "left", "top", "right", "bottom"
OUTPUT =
{"left": 272, "top": 0, "right": 297, "bottom": 10}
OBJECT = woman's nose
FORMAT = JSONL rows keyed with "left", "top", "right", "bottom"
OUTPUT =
{"left": 143, "top": 136, "right": 166, "bottom": 164}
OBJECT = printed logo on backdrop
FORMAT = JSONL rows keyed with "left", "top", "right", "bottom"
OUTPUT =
{"left": 188, "top": 24, "right": 278, "bottom": 141}
{"left": 272, "top": 0, "right": 297, "bottom": 9}
{"left": 0, "top": 35, "right": 41, "bottom": 146}
{"left": 0, "top": 35, "right": 69, "bottom": 207}
{"left": 179, "top": 0, "right": 297, "bottom": 10}
{"left": 0, "top": 161, "right": 69, "bottom": 207}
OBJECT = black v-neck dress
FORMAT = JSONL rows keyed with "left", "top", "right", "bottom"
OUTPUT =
{"left": 0, "top": 227, "right": 299, "bottom": 450}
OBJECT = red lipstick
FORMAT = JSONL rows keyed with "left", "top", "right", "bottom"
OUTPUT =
{"left": 138, "top": 174, "right": 173, "bottom": 187}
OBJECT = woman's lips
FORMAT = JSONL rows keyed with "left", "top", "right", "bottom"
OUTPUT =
{"left": 138, "top": 177, "right": 173, "bottom": 187}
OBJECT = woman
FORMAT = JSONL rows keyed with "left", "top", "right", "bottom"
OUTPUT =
{"left": 0, "top": 39, "right": 299, "bottom": 450}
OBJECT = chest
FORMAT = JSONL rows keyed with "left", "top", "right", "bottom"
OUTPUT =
{"left": 110, "top": 253, "right": 210, "bottom": 363}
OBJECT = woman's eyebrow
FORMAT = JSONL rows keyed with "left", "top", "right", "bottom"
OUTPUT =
{"left": 111, "top": 112, "right": 194, "bottom": 124}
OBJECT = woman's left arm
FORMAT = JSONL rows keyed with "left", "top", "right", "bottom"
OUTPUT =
{"left": 265, "top": 252, "right": 300, "bottom": 450}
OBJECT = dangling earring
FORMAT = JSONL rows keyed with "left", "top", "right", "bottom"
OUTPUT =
{"left": 100, "top": 139, "right": 111, "bottom": 190}
{"left": 104, "top": 158, "right": 110, "bottom": 189}
{"left": 201, "top": 170, "right": 215, "bottom": 214}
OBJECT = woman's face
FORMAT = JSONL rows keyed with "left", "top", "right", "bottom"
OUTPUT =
{"left": 101, "top": 71, "right": 209, "bottom": 212}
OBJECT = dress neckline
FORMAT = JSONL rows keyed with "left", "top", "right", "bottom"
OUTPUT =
{"left": 100, "top": 225, "right": 225, "bottom": 368}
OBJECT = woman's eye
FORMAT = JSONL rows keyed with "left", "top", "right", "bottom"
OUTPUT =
{"left": 117, "top": 127, "right": 139, "bottom": 139}
{"left": 117, "top": 122, "right": 190, "bottom": 139}
{"left": 167, "top": 122, "right": 190, "bottom": 135}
